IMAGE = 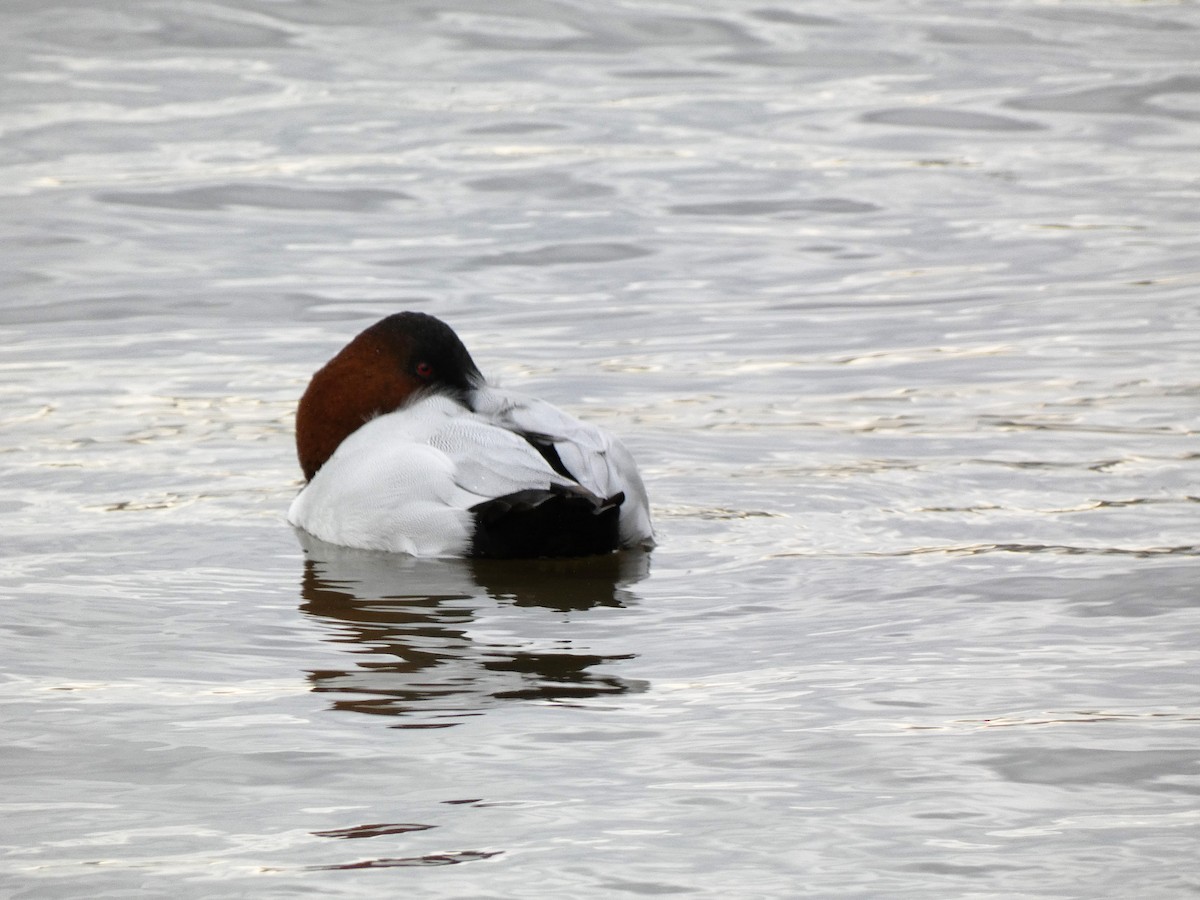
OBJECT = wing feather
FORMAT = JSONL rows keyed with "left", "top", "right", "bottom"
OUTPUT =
{"left": 471, "top": 386, "right": 654, "bottom": 547}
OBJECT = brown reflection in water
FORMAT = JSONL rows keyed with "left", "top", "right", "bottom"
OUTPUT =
{"left": 297, "top": 534, "right": 649, "bottom": 727}
{"left": 312, "top": 823, "right": 435, "bottom": 839}
{"left": 308, "top": 849, "right": 503, "bottom": 869}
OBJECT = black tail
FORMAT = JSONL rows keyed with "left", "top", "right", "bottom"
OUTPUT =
{"left": 469, "top": 485, "right": 624, "bottom": 559}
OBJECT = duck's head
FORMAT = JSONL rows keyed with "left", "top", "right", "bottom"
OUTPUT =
{"left": 295, "top": 312, "right": 483, "bottom": 481}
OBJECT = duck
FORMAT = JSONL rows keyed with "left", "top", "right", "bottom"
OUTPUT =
{"left": 287, "top": 312, "right": 655, "bottom": 558}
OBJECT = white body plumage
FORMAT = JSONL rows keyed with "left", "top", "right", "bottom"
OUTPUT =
{"left": 289, "top": 385, "right": 653, "bottom": 557}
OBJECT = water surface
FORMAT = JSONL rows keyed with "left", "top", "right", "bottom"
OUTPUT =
{"left": 2, "top": 1, "right": 1199, "bottom": 897}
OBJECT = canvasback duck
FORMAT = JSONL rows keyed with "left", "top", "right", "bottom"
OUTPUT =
{"left": 287, "top": 312, "right": 654, "bottom": 558}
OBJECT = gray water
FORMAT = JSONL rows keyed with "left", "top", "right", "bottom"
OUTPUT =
{"left": 2, "top": 1, "right": 1199, "bottom": 897}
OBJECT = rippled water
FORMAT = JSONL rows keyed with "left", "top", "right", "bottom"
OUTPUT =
{"left": 3, "top": 1, "right": 1199, "bottom": 896}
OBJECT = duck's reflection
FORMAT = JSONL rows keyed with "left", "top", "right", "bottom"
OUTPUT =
{"left": 296, "top": 532, "right": 650, "bottom": 727}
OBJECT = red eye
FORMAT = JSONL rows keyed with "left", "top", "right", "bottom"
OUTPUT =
{"left": 415, "top": 361, "right": 434, "bottom": 379}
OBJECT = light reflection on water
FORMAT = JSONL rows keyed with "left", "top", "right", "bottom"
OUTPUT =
{"left": 3, "top": 0, "right": 1200, "bottom": 896}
